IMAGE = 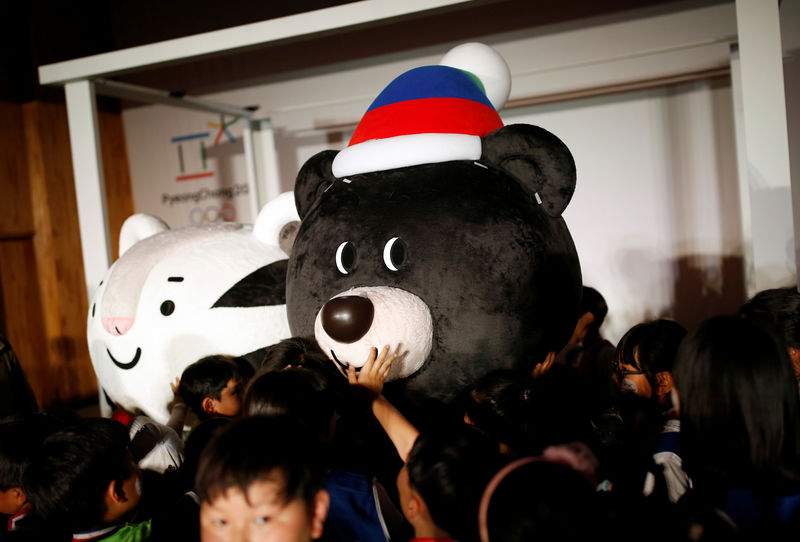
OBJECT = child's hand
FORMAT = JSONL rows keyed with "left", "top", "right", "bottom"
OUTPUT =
{"left": 348, "top": 345, "right": 396, "bottom": 396}
{"left": 531, "top": 350, "right": 557, "bottom": 379}
{"left": 170, "top": 377, "right": 184, "bottom": 405}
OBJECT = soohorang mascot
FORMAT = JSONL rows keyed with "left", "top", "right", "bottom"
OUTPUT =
{"left": 87, "top": 192, "right": 299, "bottom": 425}
{"left": 286, "top": 43, "right": 583, "bottom": 421}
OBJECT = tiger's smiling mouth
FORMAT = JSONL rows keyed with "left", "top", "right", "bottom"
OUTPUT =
{"left": 107, "top": 347, "right": 142, "bottom": 370}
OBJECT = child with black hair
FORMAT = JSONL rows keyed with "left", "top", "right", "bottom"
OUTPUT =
{"left": 556, "top": 286, "right": 616, "bottom": 378}
{"left": 739, "top": 285, "right": 800, "bottom": 388}
{"left": 673, "top": 315, "right": 800, "bottom": 539}
{"left": 350, "top": 347, "right": 504, "bottom": 542}
{"left": 242, "top": 363, "right": 406, "bottom": 542}
{"left": 0, "top": 414, "right": 63, "bottom": 538}
{"left": 605, "top": 319, "right": 690, "bottom": 507}
{"left": 249, "top": 336, "right": 378, "bottom": 473}
{"left": 22, "top": 417, "right": 150, "bottom": 541}
{"left": 398, "top": 425, "right": 502, "bottom": 542}
{"left": 463, "top": 367, "right": 596, "bottom": 457}
{"left": 195, "top": 415, "right": 330, "bottom": 542}
{"left": 243, "top": 366, "right": 337, "bottom": 438}
{"left": 144, "top": 417, "right": 232, "bottom": 542}
{"left": 177, "top": 354, "right": 252, "bottom": 421}
{"left": 477, "top": 456, "right": 606, "bottom": 542}
{"left": 259, "top": 336, "right": 333, "bottom": 374}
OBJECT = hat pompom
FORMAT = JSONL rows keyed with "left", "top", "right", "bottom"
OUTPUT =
{"left": 440, "top": 42, "right": 511, "bottom": 111}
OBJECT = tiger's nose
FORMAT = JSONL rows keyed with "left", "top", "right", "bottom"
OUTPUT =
{"left": 103, "top": 317, "right": 134, "bottom": 336}
{"left": 320, "top": 296, "right": 374, "bottom": 343}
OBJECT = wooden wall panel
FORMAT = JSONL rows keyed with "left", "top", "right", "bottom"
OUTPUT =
{"left": 0, "top": 98, "right": 133, "bottom": 410}
{"left": 0, "top": 100, "right": 46, "bottom": 406}
{"left": 22, "top": 100, "right": 97, "bottom": 406}
{"left": 0, "top": 102, "right": 34, "bottom": 238}
{"left": 0, "top": 239, "right": 51, "bottom": 405}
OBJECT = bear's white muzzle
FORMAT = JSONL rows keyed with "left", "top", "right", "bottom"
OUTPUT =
{"left": 314, "top": 286, "right": 433, "bottom": 380}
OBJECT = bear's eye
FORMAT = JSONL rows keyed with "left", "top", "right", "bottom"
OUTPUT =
{"left": 335, "top": 241, "right": 357, "bottom": 275}
{"left": 91, "top": 303, "right": 96, "bottom": 318}
{"left": 383, "top": 237, "right": 407, "bottom": 272}
{"left": 160, "top": 300, "right": 175, "bottom": 316}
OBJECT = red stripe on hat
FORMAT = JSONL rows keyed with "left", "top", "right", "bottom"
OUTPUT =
{"left": 349, "top": 97, "right": 503, "bottom": 146}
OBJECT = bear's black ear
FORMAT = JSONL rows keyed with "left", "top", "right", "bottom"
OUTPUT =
{"left": 294, "top": 150, "right": 339, "bottom": 219}
{"left": 481, "top": 124, "right": 576, "bottom": 217}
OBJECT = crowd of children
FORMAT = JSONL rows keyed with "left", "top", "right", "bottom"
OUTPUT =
{"left": 2, "top": 285, "right": 800, "bottom": 541}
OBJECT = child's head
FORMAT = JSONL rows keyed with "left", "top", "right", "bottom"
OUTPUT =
{"left": 739, "top": 286, "right": 800, "bottom": 386}
{"left": 242, "top": 367, "right": 339, "bottom": 444}
{"left": 478, "top": 457, "right": 601, "bottom": 542}
{"left": 673, "top": 314, "right": 800, "bottom": 490}
{"left": 22, "top": 417, "right": 141, "bottom": 531}
{"left": 462, "top": 369, "right": 532, "bottom": 454}
{"left": 463, "top": 368, "right": 593, "bottom": 455}
{"left": 176, "top": 416, "right": 232, "bottom": 493}
{"left": 260, "top": 336, "right": 330, "bottom": 372}
{"left": 179, "top": 354, "right": 249, "bottom": 419}
{"left": 195, "top": 415, "right": 329, "bottom": 542}
{"left": 0, "top": 415, "right": 60, "bottom": 515}
{"left": 572, "top": 286, "right": 609, "bottom": 344}
{"left": 399, "top": 424, "right": 502, "bottom": 542}
{"left": 259, "top": 336, "right": 347, "bottom": 401}
{"left": 614, "top": 319, "right": 687, "bottom": 404}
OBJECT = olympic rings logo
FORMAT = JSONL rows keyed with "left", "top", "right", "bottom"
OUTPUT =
{"left": 189, "top": 202, "right": 237, "bottom": 224}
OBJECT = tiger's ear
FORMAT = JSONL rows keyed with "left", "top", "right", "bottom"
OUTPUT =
{"left": 482, "top": 124, "right": 576, "bottom": 217}
{"left": 119, "top": 214, "right": 169, "bottom": 257}
{"left": 253, "top": 191, "right": 301, "bottom": 256}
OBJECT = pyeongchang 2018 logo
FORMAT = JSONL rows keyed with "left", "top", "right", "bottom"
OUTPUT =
{"left": 165, "top": 115, "right": 249, "bottom": 224}
{"left": 162, "top": 184, "right": 249, "bottom": 224}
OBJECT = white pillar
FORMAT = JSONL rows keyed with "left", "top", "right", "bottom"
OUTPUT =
{"left": 242, "top": 120, "right": 262, "bottom": 220}
{"left": 64, "top": 80, "right": 111, "bottom": 301}
{"left": 734, "top": 0, "right": 796, "bottom": 294}
{"left": 255, "top": 119, "right": 283, "bottom": 206}
{"left": 729, "top": 46, "right": 755, "bottom": 295}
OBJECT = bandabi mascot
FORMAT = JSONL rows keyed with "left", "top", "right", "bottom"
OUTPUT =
{"left": 87, "top": 192, "right": 299, "bottom": 427}
{"left": 286, "top": 43, "right": 582, "bottom": 422}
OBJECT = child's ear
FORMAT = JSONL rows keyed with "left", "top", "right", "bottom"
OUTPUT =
{"left": 405, "top": 493, "right": 424, "bottom": 520}
{"left": 201, "top": 397, "right": 217, "bottom": 415}
{"left": 107, "top": 479, "right": 128, "bottom": 504}
{"left": 310, "top": 489, "right": 330, "bottom": 540}
{"left": 7, "top": 487, "right": 26, "bottom": 508}
{"left": 654, "top": 371, "right": 674, "bottom": 397}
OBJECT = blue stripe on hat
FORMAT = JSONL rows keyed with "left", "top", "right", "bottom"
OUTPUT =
{"left": 366, "top": 65, "right": 494, "bottom": 113}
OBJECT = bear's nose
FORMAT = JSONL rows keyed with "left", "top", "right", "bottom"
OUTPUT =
{"left": 321, "top": 296, "right": 374, "bottom": 344}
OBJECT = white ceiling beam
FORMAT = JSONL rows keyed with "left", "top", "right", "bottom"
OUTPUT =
{"left": 38, "top": 0, "right": 472, "bottom": 85}
{"left": 93, "top": 79, "right": 258, "bottom": 118}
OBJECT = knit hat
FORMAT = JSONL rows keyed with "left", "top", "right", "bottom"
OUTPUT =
{"left": 332, "top": 42, "right": 512, "bottom": 178}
